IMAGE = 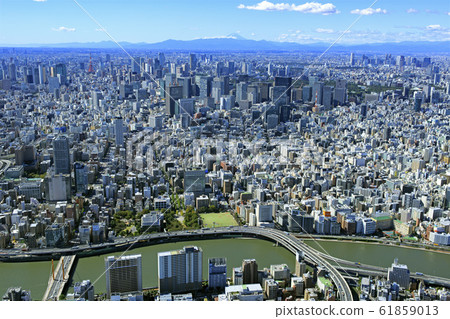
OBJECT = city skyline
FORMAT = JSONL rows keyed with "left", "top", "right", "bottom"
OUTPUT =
{"left": 0, "top": 0, "right": 449, "bottom": 45}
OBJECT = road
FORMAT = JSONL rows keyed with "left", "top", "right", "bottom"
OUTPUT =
{"left": 1, "top": 226, "right": 353, "bottom": 301}
{"left": 42, "top": 255, "right": 76, "bottom": 301}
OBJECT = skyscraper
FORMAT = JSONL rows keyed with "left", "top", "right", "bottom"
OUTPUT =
{"left": 55, "top": 63, "right": 67, "bottom": 85}
{"left": 165, "top": 85, "right": 183, "bottom": 116}
{"left": 274, "top": 77, "right": 292, "bottom": 103}
{"left": 158, "top": 246, "right": 203, "bottom": 294}
{"left": 242, "top": 259, "right": 258, "bottom": 284}
{"left": 114, "top": 117, "right": 124, "bottom": 148}
{"left": 312, "top": 81, "right": 324, "bottom": 105}
{"left": 189, "top": 53, "right": 197, "bottom": 70}
{"left": 105, "top": 254, "right": 142, "bottom": 298}
{"left": 53, "top": 136, "right": 70, "bottom": 174}
{"left": 350, "top": 53, "right": 355, "bottom": 66}
{"left": 208, "top": 257, "right": 227, "bottom": 290}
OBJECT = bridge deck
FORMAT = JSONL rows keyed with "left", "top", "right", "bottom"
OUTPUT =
{"left": 42, "top": 255, "right": 76, "bottom": 301}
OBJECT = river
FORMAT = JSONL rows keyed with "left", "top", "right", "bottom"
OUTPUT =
{"left": 0, "top": 238, "right": 448, "bottom": 300}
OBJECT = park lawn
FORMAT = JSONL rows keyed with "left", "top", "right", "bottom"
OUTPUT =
{"left": 201, "top": 212, "right": 238, "bottom": 228}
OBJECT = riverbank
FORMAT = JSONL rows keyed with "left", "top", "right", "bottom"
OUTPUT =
{"left": 302, "top": 237, "right": 450, "bottom": 255}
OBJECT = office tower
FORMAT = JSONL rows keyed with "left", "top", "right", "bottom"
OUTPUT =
{"left": 270, "top": 86, "right": 288, "bottom": 107}
{"left": 92, "top": 90, "right": 103, "bottom": 108}
{"left": 199, "top": 76, "right": 212, "bottom": 98}
{"left": 131, "top": 57, "right": 140, "bottom": 73}
{"left": 45, "top": 173, "right": 71, "bottom": 202}
{"left": 211, "top": 78, "right": 224, "bottom": 103}
{"left": 55, "top": 63, "right": 67, "bottom": 85}
{"left": 360, "top": 104, "right": 367, "bottom": 117}
{"left": 178, "top": 77, "right": 192, "bottom": 98}
{"left": 38, "top": 63, "right": 45, "bottom": 84}
{"left": 312, "top": 81, "right": 324, "bottom": 105}
{"left": 114, "top": 117, "right": 124, "bottom": 147}
{"left": 422, "top": 57, "right": 431, "bottom": 68}
{"left": 274, "top": 77, "right": 292, "bottom": 103}
{"left": 236, "top": 82, "right": 248, "bottom": 102}
{"left": 242, "top": 259, "right": 258, "bottom": 284}
{"left": 322, "top": 85, "right": 334, "bottom": 107}
{"left": 295, "top": 251, "right": 306, "bottom": 276}
{"left": 383, "top": 127, "right": 391, "bottom": 141}
{"left": 220, "top": 95, "right": 235, "bottom": 111}
{"left": 208, "top": 257, "right": 227, "bottom": 290}
{"left": 53, "top": 136, "right": 70, "bottom": 174}
{"left": 387, "top": 259, "right": 410, "bottom": 289}
{"left": 184, "top": 169, "right": 206, "bottom": 195}
{"left": 105, "top": 254, "right": 142, "bottom": 298}
{"left": 8, "top": 63, "right": 16, "bottom": 81}
{"left": 350, "top": 53, "right": 355, "bottom": 66}
{"left": 413, "top": 91, "right": 423, "bottom": 112}
{"left": 165, "top": 73, "right": 176, "bottom": 86}
{"left": 179, "top": 98, "right": 195, "bottom": 117}
{"left": 302, "top": 86, "right": 312, "bottom": 102}
{"left": 158, "top": 246, "right": 203, "bottom": 294}
{"left": 189, "top": 53, "right": 197, "bottom": 70}
{"left": 165, "top": 85, "right": 183, "bottom": 116}
{"left": 158, "top": 52, "right": 165, "bottom": 66}
{"left": 74, "top": 162, "right": 89, "bottom": 194}
{"left": 227, "top": 61, "right": 235, "bottom": 74}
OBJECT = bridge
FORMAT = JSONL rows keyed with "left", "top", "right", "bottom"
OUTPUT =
{"left": 42, "top": 255, "right": 77, "bottom": 301}
{"left": 3, "top": 226, "right": 448, "bottom": 300}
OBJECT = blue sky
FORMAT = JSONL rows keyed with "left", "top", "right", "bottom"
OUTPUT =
{"left": 0, "top": 0, "right": 449, "bottom": 44}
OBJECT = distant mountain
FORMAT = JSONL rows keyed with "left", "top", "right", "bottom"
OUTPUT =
{"left": 2, "top": 37, "right": 449, "bottom": 53}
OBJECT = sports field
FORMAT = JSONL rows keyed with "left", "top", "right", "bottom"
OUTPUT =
{"left": 201, "top": 212, "right": 238, "bottom": 228}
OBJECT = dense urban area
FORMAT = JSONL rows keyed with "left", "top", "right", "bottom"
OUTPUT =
{"left": 0, "top": 47, "right": 449, "bottom": 302}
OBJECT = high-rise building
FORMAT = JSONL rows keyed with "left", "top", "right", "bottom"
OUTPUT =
{"left": 322, "top": 85, "right": 334, "bottom": 107}
{"left": 179, "top": 98, "right": 195, "bottom": 117}
{"left": 114, "top": 117, "right": 124, "bottom": 148}
{"left": 55, "top": 63, "right": 67, "bottom": 85}
{"left": 413, "top": 91, "right": 423, "bottom": 112}
{"left": 53, "top": 136, "right": 70, "bottom": 174}
{"left": 74, "top": 162, "right": 89, "bottom": 194}
{"left": 92, "top": 90, "right": 103, "bottom": 108}
{"left": 158, "top": 52, "right": 166, "bottom": 67}
{"left": 312, "top": 81, "right": 324, "bottom": 105}
{"left": 350, "top": 53, "right": 355, "bottom": 66}
{"left": 236, "top": 82, "right": 248, "bottom": 102}
{"left": 274, "top": 77, "right": 292, "bottom": 103}
{"left": 189, "top": 53, "right": 197, "bottom": 70}
{"left": 158, "top": 246, "right": 203, "bottom": 294}
{"left": 387, "top": 258, "right": 410, "bottom": 289}
{"left": 105, "top": 254, "right": 142, "bottom": 298}
{"left": 208, "top": 257, "right": 227, "bottom": 290}
{"left": 242, "top": 259, "right": 258, "bottom": 284}
{"left": 165, "top": 85, "right": 183, "bottom": 116}
{"left": 184, "top": 170, "right": 206, "bottom": 195}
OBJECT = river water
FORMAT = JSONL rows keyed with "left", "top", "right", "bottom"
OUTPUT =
{"left": 0, "top": 238, "right": 448, "bottom": 300}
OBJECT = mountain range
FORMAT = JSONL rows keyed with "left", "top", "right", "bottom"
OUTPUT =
{"left": 2, "top": 34, "right": 449, "bottom": 53}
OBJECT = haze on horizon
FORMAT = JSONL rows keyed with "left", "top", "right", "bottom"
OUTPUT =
{"left": 0, "top": 0, "right": 449, "bottom": 46}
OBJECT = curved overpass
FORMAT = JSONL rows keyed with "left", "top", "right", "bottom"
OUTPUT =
{"left": 0, "top": 226, "right": 353, "bottom": 301}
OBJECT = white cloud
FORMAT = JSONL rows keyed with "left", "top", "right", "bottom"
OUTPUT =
{"left": 52, "top": 26, "right": 76, "bottom": 32}
{"left": 406, "top": 8, "right": 418, "bottom": 14}
{"left": 316, "top": 28, "right": 334, "bottom": 33}
{"left": 95, "top": 28, "right": 104, "bottom": 32}
{"left": 238, "top": 1, "right": 340, "bottom": 15}
{"left": 33, "top": 0, "right": 47, "bottom": 2}
{"left": 350, "top": 8, "right": 387, "bottom": 15}
{"left": 426, "top": 24, "right": 443, "bottom": 31}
